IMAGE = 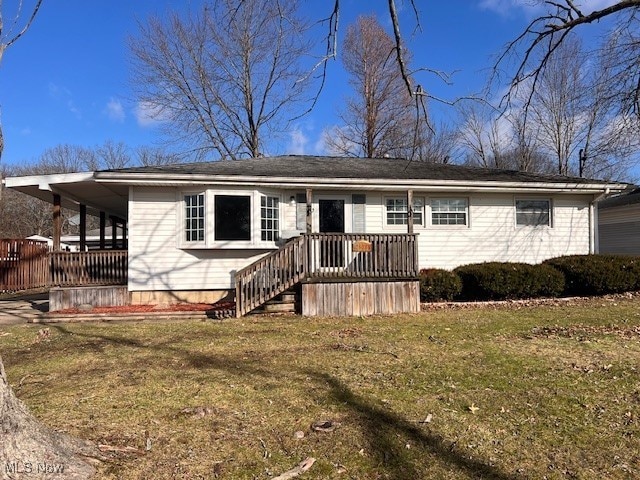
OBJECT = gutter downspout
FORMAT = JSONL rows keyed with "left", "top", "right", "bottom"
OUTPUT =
{"left": 590, "top": 189, "right": 610, "bottom": 254}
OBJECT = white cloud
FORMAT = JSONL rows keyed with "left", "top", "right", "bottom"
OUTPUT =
{"left": 134, "top": 101, "right": 167, "bottom": 127}
{"left": 287, "top": 127, "right": 308, "bottom": 155}
{"left": 20, "top": 127, "right": 31, "bottom": 136}
{"left": 479, "top": 0, "right": 619, "bottom": 16}
{"left": 105, "top": 98, "right": 125, "bottom": 122}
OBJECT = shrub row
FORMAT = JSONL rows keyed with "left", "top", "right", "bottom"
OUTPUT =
{"left": 419, "top": 255, "right": 640, "bottom": 302}
{"left": 543, "top": 255, "right": 640, "bottom": 296}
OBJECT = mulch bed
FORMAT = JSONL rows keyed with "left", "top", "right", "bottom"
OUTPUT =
{"left": 52, "top": 301, "right": 236, "bottom": 315}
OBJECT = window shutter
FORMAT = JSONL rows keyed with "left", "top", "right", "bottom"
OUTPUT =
{"left": 352, "top": 194, "right": 366, "bottom": 232}
{"left": 295, "top": 193, "right": 306, "bottom": 230}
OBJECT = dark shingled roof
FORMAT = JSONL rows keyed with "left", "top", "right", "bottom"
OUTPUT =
{"left": 98, "top": 155, "right": 614, "bottom": 185}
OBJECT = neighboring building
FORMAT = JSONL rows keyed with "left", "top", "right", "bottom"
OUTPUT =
{"left": 598, "top": 188, "right": 640, "bottom": 255}
{"left": 61, "top": 228, "right": 125, "bottom": 251}
{"left": 26, "top": 235, "right": 76, "bottom": 252}
{"left": 3, "top": 156, "right": 629, "bottom": 314}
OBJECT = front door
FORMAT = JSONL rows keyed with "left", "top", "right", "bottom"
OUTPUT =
{"left": 318, "top": 199, "right": 345, "bottom": 268}
{"left": 319, "top": 199, "right": 345, "bottom": 233}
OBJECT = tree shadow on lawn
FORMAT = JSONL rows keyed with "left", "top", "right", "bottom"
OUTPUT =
{"left": 45, "top": 324, "right": 273, "bottom": 378}
{"left": 304, "top": 369, "right": 516, "bottom": 480}
{"left": 40, "top": 325, "right": 515, "bottom": 479}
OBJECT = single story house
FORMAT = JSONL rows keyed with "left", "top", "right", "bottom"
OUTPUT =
{"left": 3, "top": 155, "right": 628, "bottom": 315}
{"left": 598, "top": 188, "right": 640, "bottom": 255}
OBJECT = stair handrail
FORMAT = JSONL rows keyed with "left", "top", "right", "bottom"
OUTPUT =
{"left": 234, "top": 235, "right": 307, "bottom": 317}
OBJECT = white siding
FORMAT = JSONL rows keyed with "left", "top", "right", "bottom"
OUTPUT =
{"left": 128, "top": 187, "right": 595, "bottom": 291}
{"left": 598, "top": 203, "right": 640, "bottom": 255}
{"left": 128, "top": 187, "right": 272, "bottom": 291}
{"left": 365, "top": 192, "right": 591, "bottom": 270}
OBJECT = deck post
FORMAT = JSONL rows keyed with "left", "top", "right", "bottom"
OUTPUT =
{"left": 306, "top": 188, "right": 313, "bottom": 234}
{"left": 123, "top": 218, "right": 128, "bottom": 249}
{"left": 99, "top": 211, "right": 106, "bottom": 250}
{"left": 110, "top": 216, "right": 118, "bottom": 249}
{"left": 53, "top": 193, "right": 61, "bottom": 251}
{"left": 407, "top": 189, "right": 414, "bottom": 234}
{"left": 79, "top": 204, "right": 87, "bottom": 251}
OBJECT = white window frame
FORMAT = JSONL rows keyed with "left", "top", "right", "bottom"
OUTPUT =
{"left": 430, "top": 197, "right": 469, "bottom": 227}
{"left": 515, "top": 198, "right": 552, "bottom": 228}
{"left": 384, "top": 196, "right": 424, "bottom": 227}
{"left": 177, "top": 189, "right": 281, "bottom": 249}
{"left": 260, "top": 195, "right": 280, "bottom": 242}
{"left": 178, "top": 191, "right": 207, "bottom": 248}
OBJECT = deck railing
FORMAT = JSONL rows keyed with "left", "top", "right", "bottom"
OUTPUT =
{"left": 305, "top": 233, "right": 418, "bottom": 279}
{"left": 234, "top": 233, "right": 418, "bottom": 316}
{"left": 49, "top": 250, "right": 128, "bottom": 287}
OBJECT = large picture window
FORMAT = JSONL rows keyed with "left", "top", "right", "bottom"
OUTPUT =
{"left": 516, "top": 199, "right": 551, "bottom": 227}
{"left": 431, "top": 198, "right": 468, "bottom": 226}
{"left": 261, "top": 196, "right": 279, "bottom": 241}
{"left": 215, "top": 195, "right": 251, "bottom": 241}
{"left": 386, "top": 198, "right": 423, "bottom": 225}
{"left": 184, "top": 193, "right": 205, "bottom": 242}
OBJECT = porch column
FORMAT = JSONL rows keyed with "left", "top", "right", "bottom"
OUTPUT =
{"left": 99, "top": 211, "right": 106, "bottom": 250}
{"left": 79, "top": 204, "right": 87, "bottom": 252}
{"left": 306, "top": 188, "right": 313, "bottom": 234}
{"left": 53, "top": 193, "right": 61, "bottom": 251}
{"left": 110, "top": 216, "right": 118, "bottom": 249}
{"left": 407, "top": 189, "right": 414, "bottom": 235}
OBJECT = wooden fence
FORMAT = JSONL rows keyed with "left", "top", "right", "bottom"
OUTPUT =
{"left": 49, "top": 250, "right": 128, "bottom": 287}
{"left": 0, "top": 239, "right": 49, "bottom": 293}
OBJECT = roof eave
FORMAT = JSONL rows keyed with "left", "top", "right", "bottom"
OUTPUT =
{"left": 94, "top": 172, "right": 627, "bottom": 193}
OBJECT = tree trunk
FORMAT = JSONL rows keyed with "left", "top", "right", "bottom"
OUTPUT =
{"left": 0, "top": 356, "right": 97, "bottom": 479}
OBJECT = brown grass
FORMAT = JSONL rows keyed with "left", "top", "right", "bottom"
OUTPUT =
{"left": 1, "top": 296, "right": 639, "bottom": 479}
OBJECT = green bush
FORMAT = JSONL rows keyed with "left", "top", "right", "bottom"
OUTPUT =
{"left": 543, "top": 255, "right": 640, "bottom": 296}
{"left": 453, "top": 262, "right": 565, "bottom": 301}
{"left": 419, "top": 268, "right": 462, "bottom": 302}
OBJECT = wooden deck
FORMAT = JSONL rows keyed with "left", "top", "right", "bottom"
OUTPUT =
{"left": 0, "top": 240, "right": 128, "bottom": 294}
{"left": 235, "top": 233, "right": 419, "bottom": 317}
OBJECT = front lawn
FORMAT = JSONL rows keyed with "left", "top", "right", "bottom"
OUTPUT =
{"left": 1, "top": 297, "right": 639, "bottom": 479}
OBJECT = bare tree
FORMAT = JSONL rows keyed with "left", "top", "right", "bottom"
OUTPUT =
{"left": 130, "top": 0, "right": 313, "bottom": 160}
{"left": 0, "top": 0, "right": 43, "bottom": 162}
{"left": 325, "top": 15, "right": 424, "bottom": 159}
{"left": 0, "top": 2, "right": 100, "bottom": 475}
{"left": 96, "top": 140, "right": 131, "bottom": 169}
{"left": 529, "top": 38, "right": 583, "bottom": 175}
{"left": 134, "top": 145, "right": 183, "bottom": 166}
{"left": 35, "top": 143, "right": 99, "bottom": 172}
{"left": 496, "top": 1, "right": 640, "bottom": 120}
{"left": 457, "top": 101, "right": 512, "bottom": 169}
{"left": 456, "top": 99, "right": 553, "bottom": 173}
{"left": 527, "top": 36, "right": 640, "bottom": 178}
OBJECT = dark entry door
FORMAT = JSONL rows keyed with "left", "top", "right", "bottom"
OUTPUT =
{"left": 319, "top": 199, "right": 345, "bottom": 233}
{"left": 319, "top": 199, "right": 345, "bottom": 267}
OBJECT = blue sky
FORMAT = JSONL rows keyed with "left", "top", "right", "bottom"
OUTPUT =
{"left": 0, "top": 0, "right": 612, "bottom": 167}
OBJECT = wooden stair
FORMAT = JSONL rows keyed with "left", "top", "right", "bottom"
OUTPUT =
{"left": 250, "top": 287, "right": 299, "bottom": 314}
{"left": 234, "top": 233, "right": 419, "bottom": 317}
